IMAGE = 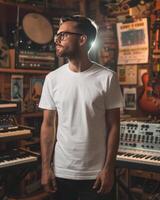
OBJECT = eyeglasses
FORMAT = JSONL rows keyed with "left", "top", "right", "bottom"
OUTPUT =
{"left": 54, "top": 31, "right": 83, "bottom": 43}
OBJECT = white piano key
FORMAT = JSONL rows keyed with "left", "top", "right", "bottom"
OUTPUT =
{"left": 117, "top": 151, "right": 160, "bottom": 166}
{"left": 0, "top": 129, "right": 31, "bottom": 138}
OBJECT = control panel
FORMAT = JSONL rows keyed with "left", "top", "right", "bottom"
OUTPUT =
{"left": 120, "top": 121, "right": 160, "bottom": 151}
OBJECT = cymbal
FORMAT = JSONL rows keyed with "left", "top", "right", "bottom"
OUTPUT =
{"left": 23, "top": 13, "right": 53, "bottom": 44}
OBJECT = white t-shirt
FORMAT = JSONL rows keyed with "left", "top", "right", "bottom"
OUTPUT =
{"left": 39, "top": 62, "right": 123, "bottom": 180}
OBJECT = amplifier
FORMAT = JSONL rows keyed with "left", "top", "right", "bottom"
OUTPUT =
{"left": 17, "top": 50, "right": 56, "bottom": 70}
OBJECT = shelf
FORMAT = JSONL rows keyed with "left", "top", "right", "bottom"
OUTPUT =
{"left": 20, "top": 137, "right": 40, "bottom": 146}
{"left": 0, "top": 133, "right": 32, "bottom": 143}
{"left": 0, "top": 68, "right": 51, "bottom": 74}
{"left": 21, "top": 112, "right": 43, "bottom": 118}
{"left": 0, "top": 0, "right": 76, "bottom": 16}
{"left": 0, "top": 0, "right": 45, "bottom": 11}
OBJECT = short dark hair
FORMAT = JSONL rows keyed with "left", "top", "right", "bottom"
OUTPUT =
{"left": 59, "top": 15, "right": 98, "bottom": 50}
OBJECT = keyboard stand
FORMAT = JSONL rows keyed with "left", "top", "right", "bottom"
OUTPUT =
{"left": 116, "top": 174, "right": 138, "bottom": 200}
{"left": 0, "top": 161, "right": 38, "bottom": 198}
{"left": 115, "top": 160, "right": 160, "bottom": 200}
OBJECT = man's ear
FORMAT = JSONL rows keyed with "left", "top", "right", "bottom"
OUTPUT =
{"left": 79, "top": 35, "right": 87, "bottom": 46}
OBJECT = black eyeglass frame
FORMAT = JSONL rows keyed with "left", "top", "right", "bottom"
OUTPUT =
{"left": 54, "top": 31, "right": 83, "bottom": 43}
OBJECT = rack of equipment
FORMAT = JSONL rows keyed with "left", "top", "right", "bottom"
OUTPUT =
{"left": 0, "top": 100, "right": 40, "bottom": 199}
{"left": 16, "top": 12, "right": 56, "bottom": 70}
{"left": 0, "top": 100, "right": 32, "bottom": 141}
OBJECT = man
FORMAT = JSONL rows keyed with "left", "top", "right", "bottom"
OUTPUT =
{"left": 39, "top": 15, "right": 123, "bottom": 200}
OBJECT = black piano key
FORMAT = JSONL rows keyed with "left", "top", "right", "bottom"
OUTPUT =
{"left": 144, "top": 156, "right": 152, "bottom": 159}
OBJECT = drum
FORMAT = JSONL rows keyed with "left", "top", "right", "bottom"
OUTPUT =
{"left": 22, "top": 13, "right": 53, "bottom": 45}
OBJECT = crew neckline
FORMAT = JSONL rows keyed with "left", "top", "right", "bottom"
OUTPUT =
{"left": 67, "top": 62, "right": 95, "bottom": 75}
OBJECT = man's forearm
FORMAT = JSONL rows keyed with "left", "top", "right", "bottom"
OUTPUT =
{"left": 40, "top": 124, "right": 55, "bottom": 170}
{"left": 103, "top": 108, "right": 120, "bottom": 172}
{"left": 103, "top": 125, "right": 120, "bottom": 172}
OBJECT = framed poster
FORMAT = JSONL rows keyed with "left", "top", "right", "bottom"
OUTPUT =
{"left": 118, "top": 65, "right": 137, "bottom": 85}
{"left": 98, "top": 18, "right": 117, "bottom": 71}
{"left": 30, "top": 78, "right": 44, "bottom": 102}
{"left": 117, "top": 18, "right": 149, "bottom": 64}
{"left": 123, "top": 87, "right": 137, "bottom": 110}
{"left": 11, "top": 75, "right": 23, "bottom": 101}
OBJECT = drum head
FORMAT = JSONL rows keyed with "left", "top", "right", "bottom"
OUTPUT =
{"left": 22, "top": 13, "right": 53, "bottom": 44}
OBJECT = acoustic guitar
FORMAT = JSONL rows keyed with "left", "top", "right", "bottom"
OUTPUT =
{"left": 139, "top": 1, "right": 160, "bottom": 114}
{"left": 139, "top": 72, "right": 160, "bottom": 113}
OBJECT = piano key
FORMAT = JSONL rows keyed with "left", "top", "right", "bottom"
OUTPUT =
{"left": 117, "top": 151, "right": 160, "bottom": 166}
{"left": 0, "top": 128, "right": 31, "bottom": 138}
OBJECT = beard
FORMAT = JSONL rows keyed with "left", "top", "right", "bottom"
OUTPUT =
{"left": 56, "top": 43, "right": 79, "bottom": 58}
{"left": 55, "top": 45, "right": 65, "bottom": 57}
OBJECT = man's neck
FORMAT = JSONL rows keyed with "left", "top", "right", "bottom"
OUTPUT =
{"left": 68, "top": 58, "right": 92, "bottom": 72}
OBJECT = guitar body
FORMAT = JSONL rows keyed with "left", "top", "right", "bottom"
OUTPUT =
{"left": 139, "top": 73, "right": 160, "bottom": 113}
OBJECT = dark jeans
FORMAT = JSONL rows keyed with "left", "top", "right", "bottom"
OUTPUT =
{"left": 52, "top": 177, "right": 116, "bottom": 200}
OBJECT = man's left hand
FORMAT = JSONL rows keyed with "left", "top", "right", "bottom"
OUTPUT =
{"left": 93, "top": 168, "right": 114, "bottom": 194}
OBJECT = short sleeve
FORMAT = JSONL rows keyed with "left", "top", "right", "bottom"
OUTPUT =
{"left": 104, "top": 73, "right": 124, "bottom": 110}
{"left": 39, "top": 75, "right": 56, "bottom": 110}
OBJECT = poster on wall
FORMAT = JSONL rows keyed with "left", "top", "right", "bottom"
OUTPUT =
{"left": 123, "top": 87, "right": 137, "bottom": 110}
{"left": 116, "top": 18, "right": 149, "bottom": 64}
{"left": 118, "top": 65, "right": 137, "bottom": 85}
{"left": 11, "top": 75, "right": 23, "bottom": 101}
{"left": 98, "top": 18, "right": 117, "bottom": 71}
{"left": 30, "top": 78, "right": 44, "bottom": 102}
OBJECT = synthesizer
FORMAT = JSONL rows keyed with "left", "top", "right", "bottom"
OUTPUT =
{"left": 0, "top": 149, "right": 38, "bottom": 169}
{"left": 0, "top": 101, "right": 32, "bottom": 141}
{"left": 0, "top": 114, "right": 32, "bottom": 141}
{"left": 117, "top": 121, "right": 160, "bottom": 171}
{"left": 0, "top": 100, "right": 20, "bottom": 113}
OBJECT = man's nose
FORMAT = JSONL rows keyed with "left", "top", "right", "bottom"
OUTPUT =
{"left": 55, "top": 38, "right": 61, "bottom": 45}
